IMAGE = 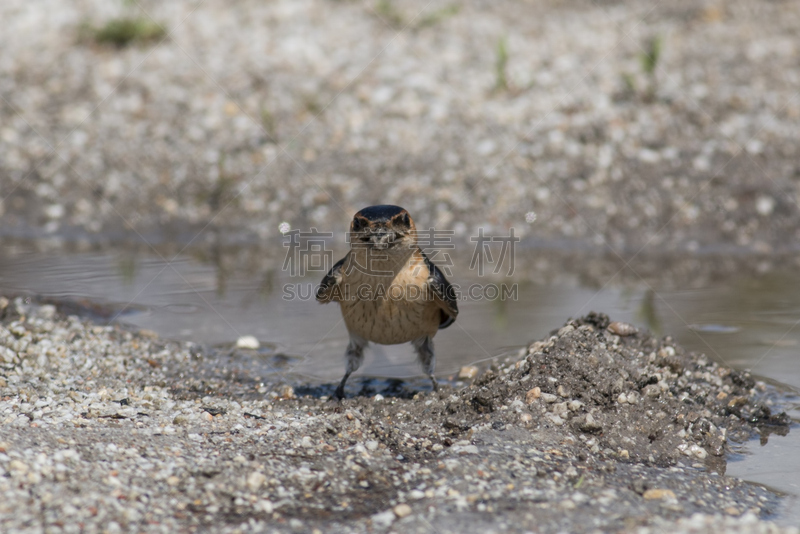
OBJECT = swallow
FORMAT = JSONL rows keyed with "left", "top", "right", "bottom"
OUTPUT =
{"left": 316, "top": 205, "right": 458, "bottom": 399}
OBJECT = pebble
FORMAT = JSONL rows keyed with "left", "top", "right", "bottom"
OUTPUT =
{"left": 393, "top": 503, "right": 412, "bottom": 518}
{"left": 558, "top": 325, "right": 575, "bottom": 337}
{"left": 458, "top": 366, "right": 479, "bottom": 380}
{"left": 525, "top": 387, "right": 541, "bottom": 403}
{"left": 247, "top": 472, "right": 267, "bottom": 492}
{"left": 255, "top": 500, "right": 273, "bottom": 514}
{"left": 235, "top": 336, "right": 260, "bottom": 349}
{"left": 371, "top": 510, "right": 396, "bottom": 528}
{"left": 545, "top": 413, "right": 565, "bottom": 426}
{"left": 608, "top": 322, "right": 637, "bottom": 336}
{"left": 643, "top": 489, "right": 677, "bottom": 501}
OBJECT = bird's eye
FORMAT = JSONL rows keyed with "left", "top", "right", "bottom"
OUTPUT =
{"left": 352, "top": 218, "right": 362, "bottom": 231}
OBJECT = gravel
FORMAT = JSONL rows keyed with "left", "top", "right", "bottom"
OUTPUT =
{"left": 1, "top": 296, "right": 797, "bottom": 533}
{"left": 2, "top": 0, "right": 800, "bottom": 252}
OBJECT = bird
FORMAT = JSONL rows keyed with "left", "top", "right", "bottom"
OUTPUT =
{"left": 316, "top": 205, "right": 458, "bottom": 399}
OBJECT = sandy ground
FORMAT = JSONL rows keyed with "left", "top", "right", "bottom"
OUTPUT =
{"left": 2, "top": 0, "right": 800, "bottom": 252}
{"left": 1, "top": 297, "right": 797, "bottom": 533}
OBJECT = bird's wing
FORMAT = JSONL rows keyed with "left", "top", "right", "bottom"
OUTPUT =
{"left": 316, "top": 255, "right": 347, "bottom": 303}
{"left": 421, "top": 252, "right": 458, "bottom": 329}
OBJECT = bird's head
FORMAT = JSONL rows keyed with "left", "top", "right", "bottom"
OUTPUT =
{"left": 349, "top": 205, "right": 416, "bottom": 251}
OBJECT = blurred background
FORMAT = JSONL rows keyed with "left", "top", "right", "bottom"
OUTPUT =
{"left": 1, "top": 0, "right": 800, "bottom": 503}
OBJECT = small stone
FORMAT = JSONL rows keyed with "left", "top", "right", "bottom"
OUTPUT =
{"left": 371, "top": 510, "right": 396, "bottom": 527}
{"left": 716, "top": 391, "right": 728, "bottom": 400}
{"left": 755, "top": 196, "right": 775, "bottom": 216}
{"left": 45, "top": 204, "right": 65, "bottom": 219}
{"left": 247, "top": 471, "right": 267, "bottom": 492}
{"left": 393, "top": 503, "right": 412, "bottom": 518}
{"left": 520, "top": 413, "right": 533, "bottom": 423}
{"left": 689, "top": 444, "right": 708, "bottom": 460}
{"left": 365, "top": 440, "right": 379, "bottom": 451}
{"left": 373, "top": 394, "right": 384, "bottom": 402}
{"left": 9, "top": 460, "right": 28, "bottom": 473}
{"left": 558, "top": 325, "right": 575, "bottom": 337}
{"left": 173, "top": 415, "right": 189, "bottom": 426}
{"left": 619, "top": 449, "right": 629, "bottom": 459}
{"left": 300, "top": 436, "right": 314, "bottom": 448}
{"left": 545, "top": 413, "right": 564, "bottom": 426}
{"left": 236, "top": 336, "right": 260, "bottom": 349}
{"left": 278, "top": 385, "right": 295, "bottom": 399}
{"left": 617, "top": 393, "right": 628, "bottom": 404}
{"left": 525, "top": 387, "right": 541, "bottom": 403}
{"left": 728, "top": 396, "right": 747, "bottom": 408}
{"left": 725, "top": 506, "right": 740, "bottom": 516}
{"left": 608, "top": 322, "right": 637, "bottom": 336}
{"left": 659, "top": 346, "right": 676, "bottom": 358}
{"left": 551, "top": 402, "right": 569, "bottom": 418}
{"left": 541, "top": 393, "right": 557, "bottom": 403}
{"left": 567, "top": 400, "right": 583, "bottom": 411}
{"left": 579, "top": 414, "right": 603, "bottom": 434}
{"left": 560, "top": 499, "right": 576, "bottom": 510}
{"left": 166, "top": 476, "right": 180, "bottom": 486}
{"left": 458, "top": 366, "right": 479, "bottom": 380}
{"left": 255, "top": 500, "right": 273, "bottom": 513}
{"left": 643, "top": 489, "right": 676, "bottom": 500}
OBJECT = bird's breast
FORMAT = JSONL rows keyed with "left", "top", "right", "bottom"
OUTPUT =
{"left": 338, "top": 257, "right": 440, "bottom": 344}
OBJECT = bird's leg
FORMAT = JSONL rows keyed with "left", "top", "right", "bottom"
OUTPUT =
{"left": 335, "top": 334, "right": 367, "bottom": 400}
{"left": 413, "top": 336, "right": 438, "bottom": 392}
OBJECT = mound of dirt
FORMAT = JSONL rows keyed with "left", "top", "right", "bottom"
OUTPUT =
{"left": 407, "top": 312, "right": 790, "bottom": 467}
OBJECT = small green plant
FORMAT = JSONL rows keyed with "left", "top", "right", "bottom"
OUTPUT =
{"left": 620, "top": 72, "right": 637, "bottom": 94}
{"left": 260, "top": 108, "right": 278, "bottom": 143}
{"left": 301, "top": 93, "right": 322, "bottom": 116}
{"left": 619, "top": 35, "right": 663, "bottom": 102}
{"left": 494, "top": 36, "right": 509, "bottom": 92}
{"left": 375, "top": 0, "right": 404, "bottom": 28}
{"left": 417, "top": 5, "right": 460, "bottom": 29}
{"left": 639, "top": 35, "right": 662, "bottom": 76}
{"left": 372, "top": 2, "right": 458, "bottom": 31}
{"left": 82, "top": 17, "right": 167, "bottom": 48}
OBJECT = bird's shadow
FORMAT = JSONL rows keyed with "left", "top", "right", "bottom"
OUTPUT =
{"left": 294, "top": 376, "right": 443, "bottom": 400}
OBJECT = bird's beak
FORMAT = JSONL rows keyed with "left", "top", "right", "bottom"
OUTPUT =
{"left": 368, "top": 228, "right": 396, "bottom": 249}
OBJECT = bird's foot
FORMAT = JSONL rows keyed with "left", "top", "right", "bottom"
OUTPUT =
{"left": 334, "top": 385, "right": 346, "bottom": 401}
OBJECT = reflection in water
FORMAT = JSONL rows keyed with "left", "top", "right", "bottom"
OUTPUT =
{"left": 637, "top": 288, "right": 662, "bottom": 337}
